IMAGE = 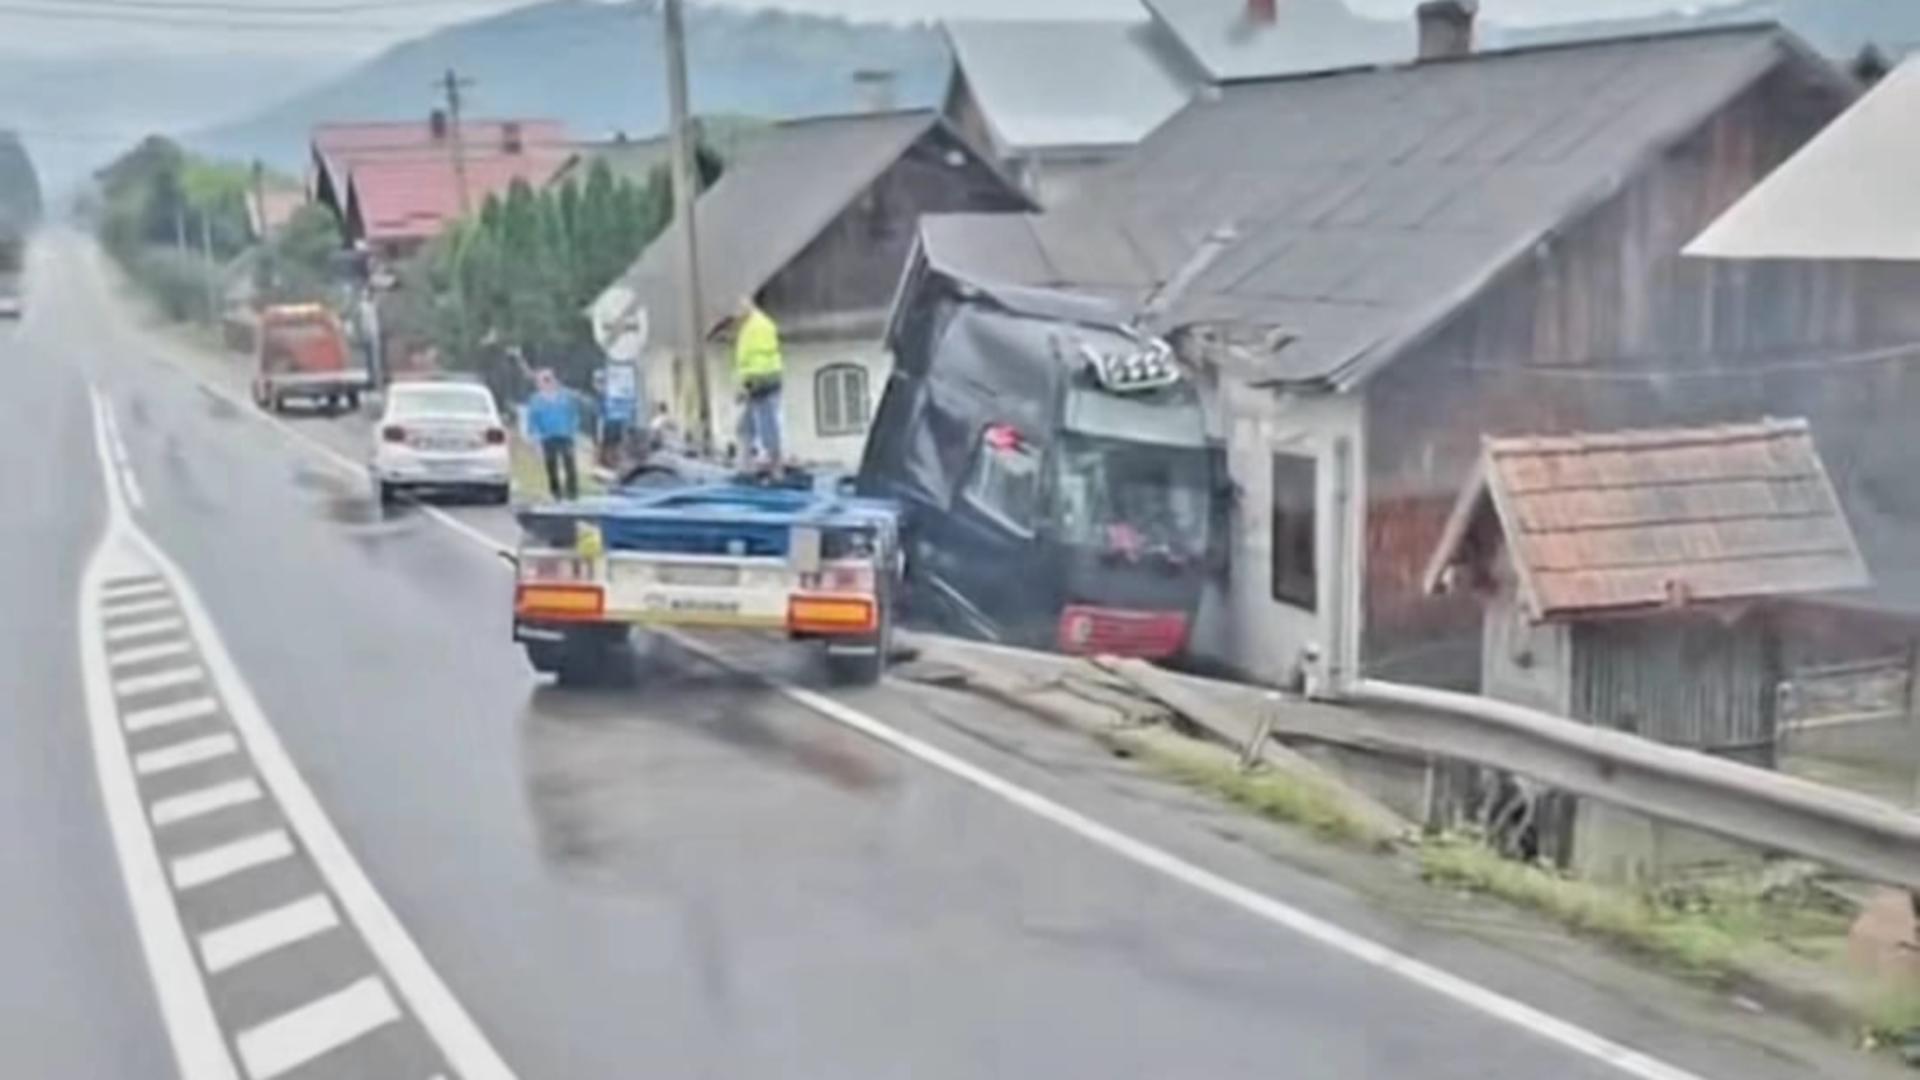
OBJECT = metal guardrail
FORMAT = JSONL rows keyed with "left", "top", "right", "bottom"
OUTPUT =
{"left": 909, "top": 634, "right": 1920, "bottom": 890}
{"left": 1344, "top": 679, "right": 1920, "bottom": 891}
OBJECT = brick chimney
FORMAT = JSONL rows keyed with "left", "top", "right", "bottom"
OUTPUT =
{"left": 428, "top": 108, "right": 449, "bottom": 140}
{"left": 502, "top": 120, "right": 524, "bottom": 154}
{"left": 1247, "top": 0, "right": 1277, "bottom": 24}
{"left": 852, "top": 68, "right": 898, "bottom": 113}
{"left": 1417, "top": 0, "right": 1476, "bottom": 61}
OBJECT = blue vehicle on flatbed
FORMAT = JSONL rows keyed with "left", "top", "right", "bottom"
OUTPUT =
{"left": 510, "top": 461, "right": 903, "bottom": 686}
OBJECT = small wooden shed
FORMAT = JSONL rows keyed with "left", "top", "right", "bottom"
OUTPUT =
{"left": 1423, "top": 420, "right": 1870, "bottom": 878}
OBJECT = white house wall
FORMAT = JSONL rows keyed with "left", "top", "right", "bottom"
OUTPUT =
{"left": 642, "top": 341, "right": 888, "bottom": 470}
{"left": 1194, "top": 382, "right": 1365, "bottom": 689}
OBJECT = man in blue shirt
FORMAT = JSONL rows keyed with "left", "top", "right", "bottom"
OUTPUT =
{"left": 525, "top": 368, "right": 581, "bottom": 500}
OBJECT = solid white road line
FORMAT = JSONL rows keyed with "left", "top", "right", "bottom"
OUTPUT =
{"left": 124, "top": 696, "right": 220, "bottom": 734}
{"left": 177, "top": 349, "right": 1712, "bottom": 1080}
{"left": 81, "top": 390, "right": 238, "bottom": 1080}
{"left": 235, "top": 977, "right": 401, "bottom": 1080}
{"left": 122, "top": 464, "right": 148, "bottom": 511}
{"left": 171, "top": 830, "right": 295, "bottom": 891}
{"left": 668, "top": 636, "right": 1713, "bottom": 1080}
{"left": 115, "top": 665, "right": 206, "bottom": 698}
{"left": 103, "top": 579, "right": 168, "bottom": 602}
{"left": 81, "top": 382, "right": 518, "bottom": 1079}
{"left": 199, "top": 894, "right": 340, "bottom": 975}
{"left": 106, "top": 616, "right": 185, "bottom": 644}
{"left": 151, "top": 778, "right": 264, "bottom": 828}
{"left": 110, "top": 639, "right": 193, "bottom": 670}
{"left": 134, "top": 733, "right": 239, "bottom": 777}
{"left": 103, "top": 597, "right": 176, "bottom": 621}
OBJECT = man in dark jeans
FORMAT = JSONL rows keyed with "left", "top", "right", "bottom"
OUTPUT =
{"left": 525, "top": 368, "right": 581, "bottom": 500}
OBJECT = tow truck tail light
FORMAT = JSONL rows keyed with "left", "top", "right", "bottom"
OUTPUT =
{"left": 515, "top": 583, "right": 604, "bottom": 620}
{"left": 789, "top": 595, "right": 876, "bottom": 635}
{"left": 484, "top": 427, "right": 507, "bottom": 445}
{"left": 381, "top": 425, "right": 407, "bottom": 443}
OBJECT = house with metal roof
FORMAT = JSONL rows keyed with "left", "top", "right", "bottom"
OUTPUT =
{"left": 593, "top": 109, "right": 1032, "bottom": 467}
{"left": 911, "top": 7, "right": 1868, "bottom": 690}
{"left": 1423, "top": 420, "right": 1868, "bottom": 878}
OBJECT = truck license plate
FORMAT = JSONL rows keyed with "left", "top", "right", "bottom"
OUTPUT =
{"left": 657, "top": 564, "right": 741, "bottom": 587}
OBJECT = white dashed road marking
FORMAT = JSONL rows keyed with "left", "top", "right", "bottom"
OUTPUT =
{"left": 170, "top": 830, "right": 296, "bottom": 891}
{"left": 80, "top": 388, "right": 515, "bottom": 1079}
{"left": 123, "top": 696, "right": 219, "bottom": 734}
{"left": 200, "top": 894, "right": 340, "bottom": 975}
{"left": 133, "top": 733, "right": 239, "bottom": 777}
{"left": 150, "top": 778, "right": 264, "bottom": 828}
{"left": 235, "top": 975, "right": 402, "bottom": 1080}
{"left": 107, "top": 615, "right": 185, "bottom": 644}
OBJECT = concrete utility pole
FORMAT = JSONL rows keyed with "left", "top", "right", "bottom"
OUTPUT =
{"left": 198, "top": 211, "right": 218, "bottom": 325}
{"left": 662, "top": 0, "right": 713, "bottom": 450}
{"left": 251, "top": 159, "right": 271, "bottom": 299}
{"left": 438, "top": 68, "right": 476, "bottom": 217}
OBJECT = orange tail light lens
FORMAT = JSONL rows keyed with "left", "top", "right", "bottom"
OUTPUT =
{"left": 788, "top": 595, "right": 876, "bottom": 635}
{"left": 515, "top": 583, "right": 605, "bottom": 620}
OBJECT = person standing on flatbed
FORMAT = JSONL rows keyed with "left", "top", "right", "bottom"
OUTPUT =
{"left": 733, "top": 297, "right": 785, "bottom": 467}
{"left": 526, "top": 368, "right": 582, "bottom": 501}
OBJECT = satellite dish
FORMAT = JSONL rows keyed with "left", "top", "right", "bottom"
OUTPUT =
{"left": 592, "top": 284, "right": 649, "bottom": 361}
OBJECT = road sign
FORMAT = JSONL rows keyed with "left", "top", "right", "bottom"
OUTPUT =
{"left": 603, "top": 361, "right": 639, "bottom": 423}
{"left": 592, "top": 284, "right": 649, "bottom": 362}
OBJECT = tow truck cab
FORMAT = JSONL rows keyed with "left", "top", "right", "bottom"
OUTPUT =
{"left": 860, "top": 273, "right": 1219, "bottom": 660}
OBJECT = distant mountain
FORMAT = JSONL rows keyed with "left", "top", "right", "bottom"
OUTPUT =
{"left": 193, "top": 0, "right": 949, "bottom": 170}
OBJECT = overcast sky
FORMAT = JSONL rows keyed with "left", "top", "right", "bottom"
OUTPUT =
{"left": 1, "top": 0, "right": 1744, "bottom": 56}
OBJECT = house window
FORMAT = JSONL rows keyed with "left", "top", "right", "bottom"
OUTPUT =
{"left": 1271, "top": 452, "right": 1318, "bottom": 611}
{"left": 815, "top": 363, "right": 871, "bottom": 437}
{"left": 961, "top": 425, "right": 1040, "bottom": 537}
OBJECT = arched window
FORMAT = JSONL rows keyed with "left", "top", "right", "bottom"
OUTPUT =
{"left": 815, "top": 363, "right": 871, "bottom": 437}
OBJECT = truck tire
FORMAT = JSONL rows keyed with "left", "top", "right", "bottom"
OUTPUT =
{"left": 377, "top": 481, "right": 400, "bottom": 507}
{"left": 526, "top": 634, "right": 625, "bottom": 688}
{"left": 346, "top": 390, "right": 361, "bottom": 411}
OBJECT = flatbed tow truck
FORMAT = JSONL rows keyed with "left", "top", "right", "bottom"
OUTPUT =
{"left": 509, "top": 463, "right": 903, "bottom": 687}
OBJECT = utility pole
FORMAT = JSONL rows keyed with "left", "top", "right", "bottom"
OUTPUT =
{"left": 251, "top": 159, "right": 272, "bottom": 300}
{"left": 663, "top": 0, "right": 712, "bottom": 450}
{"left": 199, "top": 211, "right": 218, "bottom": 326}
{"left": 438, "top": 68, "right": 476, "bottom": 217}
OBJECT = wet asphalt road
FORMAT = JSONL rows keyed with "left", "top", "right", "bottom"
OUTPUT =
{"left": 0, "top": 231, "right": 1905, "bottom": 1080}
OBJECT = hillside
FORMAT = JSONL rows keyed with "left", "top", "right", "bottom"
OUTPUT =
{"left": 193, "top": 0, "right": 948, "bottom": 170}
{"left": 0, "top": 131, "right": 43, "bottom": 230}
{"left": 1494, "top": 0, "right": 1920, "bottom": 58}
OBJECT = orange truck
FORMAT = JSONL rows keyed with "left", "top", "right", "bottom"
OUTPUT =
{"left": 251, "top": 304, "right": 370, "bottom": 413}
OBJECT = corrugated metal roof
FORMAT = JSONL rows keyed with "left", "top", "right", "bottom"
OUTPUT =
{"left": 348, "top": 152, "right": 571, "bottom": 243}
{"left": 1687, "top": 55, "right": 1914, "bottom": 260}
{"left": 942, "top": 19, "right": 1193, "bottom": 154}
{"left": 1143, "top": 0, "right": 1414, "bottom": 81}
{"left": 598, "top": 109, "right": 1030, "bottom": 347}
{"left": 918, "top": 25, "right": 1806, "bottom": 388}
{"left": 1426, "top": 419, "right": 1869, "bottom": 620}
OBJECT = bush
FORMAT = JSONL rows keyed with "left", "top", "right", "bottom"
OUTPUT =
{"left": 128, "top": 246, "right": 219, "bottom": 322}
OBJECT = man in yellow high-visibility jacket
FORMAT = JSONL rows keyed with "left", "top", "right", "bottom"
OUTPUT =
{"left": 733, "top": 297, "right": 784, "bottom": 464}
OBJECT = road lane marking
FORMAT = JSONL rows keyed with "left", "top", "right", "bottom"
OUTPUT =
{"left": 200, "top": 894, "right": 339, "bottom": 975}
{"left": 235, "top": 976, "right": 401, "bottom": 1080}
{"left": 111, "top": 640, "right": 193, "bottom": 669}
{"left": 115, "top": 664, "right": 206, "bottom": 698}
{"left": 172, "top": 356, "right": 1714, "bottom": 1080}
{"left": 104, "top": 597, "right": 176, "bottom": 621}
{"left": 134, "top": 733, "right": 239, "bottom": 776}
{"left": 125, "top": 696, "right": 220, "bottom": 734}
{"left": 100, "top": 394, "right": 148, "bottom": 512}
{"left": 81, "top": 383, "right": 516, "bottom": 1079}
{"left": 103, "top": 579, "right": 168, "bottom": 602}
{"left": 171, "top": 830, "right": 295, "bottom": 891}
{"left": 151, "top": 778, "right": 263, "bottom": 828}
{"left": 107, "top": 616, "right": 185, "bottom": 644}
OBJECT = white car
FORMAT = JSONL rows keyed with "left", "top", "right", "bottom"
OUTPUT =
{"left": 370, "top": 378, "right": 511, "bottom": 505}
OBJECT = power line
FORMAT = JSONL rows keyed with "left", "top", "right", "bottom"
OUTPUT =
{"left": 0, "top": 1, "right": 426, "bottom": 32}
{"left": 27, "top": 0, "right": 502, "bottom": 13}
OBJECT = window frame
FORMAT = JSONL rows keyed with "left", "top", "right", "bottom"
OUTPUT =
{"left": 814, "top": 362, "right": 871, "bottom": 437}
{"left": 959, "top": 428, "right": 1042, "bottom": 540}
{"left": 1270, "top": 451, "right": 1319, "bottom": 611}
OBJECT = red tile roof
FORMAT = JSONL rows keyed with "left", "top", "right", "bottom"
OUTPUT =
{"left": 1425, "top": 420, "right": 1870, "bottom": 620}
{"left": 347, "top": 151, "right": 570, "bottom": 243}
{"left": 314, "top": 118, "right": 567, "bottom": 161}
